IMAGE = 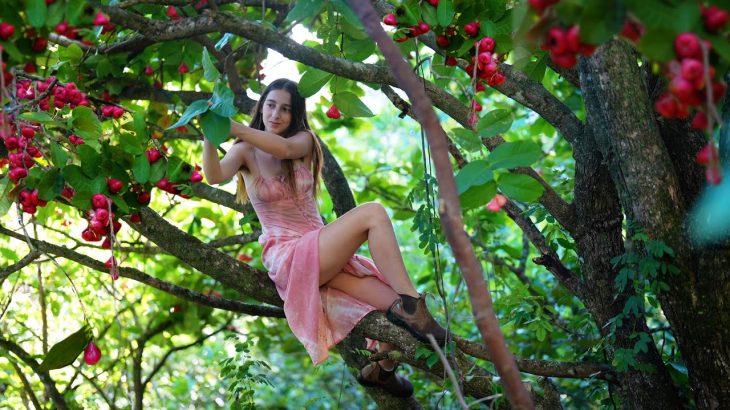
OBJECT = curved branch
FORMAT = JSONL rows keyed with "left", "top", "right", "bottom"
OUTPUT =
{"left": 0, "top": 225, "right": 284, "bottom": 317}
{"left": 0, "top": 249, "right": 41, "bottom": 283}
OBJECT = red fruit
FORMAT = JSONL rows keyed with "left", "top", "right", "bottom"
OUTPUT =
{"left": 95, "top": 208, "right": 110, "bottom": 223}
{"left": 489, "top": 72, "right": 506, "bottom": 86}
{"left": 54, "top": 21, "right": 69, "bottom": 35}
{"left": 84, "top": 341, "right": 101, "bottom": 365}
{"left": 90, "top": 219, "right": 107, "bottom": 235}
{"left": 654, "top": 92, "right": 688, "bottom": 119}
{"left": 477, "top": 52, "right": 492, "bottom": 68}
{"left": 669, "top": 76, "right": 696, "bottom": 103}
{"left": 93, "top": 12, "right": 110, "bottom": 26}
{"left": 326, "top": 104, "right": 341, "bottom": 119}
{"left": 418, "top": 22, "right": 430, "bottom": 34}
{"left": 104, "top": 256, "right": 116, "bottom": 269}
{"left": 21, "top": 127, "right": 35, "bottom": 139}
{"left": 703, "top": 6, "right": 729, "bottom": 33}
{"left": 189, "top": 170, "right": 203, "bottom": 183}
{"left": 566, "top": 26, "right": 581, "bottom": 53}
{"left": 22, "top": 205, "right": 37, "bottom": 215}
{"left": 112, "top": 106, "right": 125, "bottom": 119}
{"left": 81, "top": 228, "right": 101, "bottom": 242}
{"left": 471, "top": 100, "right": 482, "bottom": 112}
{"left": 711, "top": 81, "right": 727, "bottom": 103}
{"left": 238, "top": 253, "right": 253, "bottom": 262}
{"left": 464, "top": 21, "right": 480, "bottom": 37}
{"left": 528, "top": 0, "right": 559, "bottom": 13}
{"left": 468, "top": 113, "right": 479, "bottom": 126}
{"left": 550, "top": 52, "right": 577, "bottom": 69}
{"left": 101, "top": 237, "right": 112, "bottom": 249}
{"left": 68, "top": 134, "right": 84, "bottom": 145}
{"left": 478, "top": 37, "right": 495, "bottom": 53}
{"left": 143, "top": 66, "right": 154, "bottom": 76}
{"left": 394, "top": 33, "right": 408, "bottom": 43}
{"left": 29, "top": 190, "right": 40, "bottom": 206}
{"left": 706, "top": 164, "right": 722, "bottom": 185}
{"left": 0, "top": 23, "right": 15, "bottom": 40}
{"left": 620, "top": 20, "right": 644, "bottom": 42}
{"left": 674, "top": 32, "right": 701, "bottom": 59}
{"left": 445, "top": 56, "right": 457, "bottom": 66}
{"left": 680, "top": 58, "right": 703, "bottom": 81}
{"left": 4, "top": 136, "right": 19, "bottom": 150}
{"left": 137, "top": 191, "right": 151, "bottom": 205}
{"left": 545, "top": 27, "right": 568, "bottom": 54}
{"left": 129, "top": 213, "right": 142, "bottom": 223}
{"left": 436, "top": 35, "right": 450, "bottom": 48}
{"left": 695, "top": 142, "right": 718, "bottom": 166}
{"left": 92, "top": 193, "right": 109, "bottom": 209}
{"left": 578, "top": 44, "right": 597, "bottom": 56}
{"left": 177, "top": 63, "right": 189, "bottom": 74}
{"left": 107, "top": 178, "right": 124, "bottom": 193}
{"left": 8, "top": 167, "right": 29, "bottom": 182}
{"left": 101, "top": 105, "right": 114, "bottom": 117}
{"left": 61, "top": 186, "right": 75, "bottom": 199}
{"left": 166, "top": 6, "right": 181, "bottom": 20}
{"left": 691, "top": 112, "right": 708, "bottom": 130}
{"left": 156, "top": 178, "right": 171, "bottom": 191}
{"left": 428, "top": 0, "right": 439, "bottom": 6}
{"left": 31, "top": 37, "right": 48, "bottom": 52}
{"left": 146, "top": 148, "right": 161, "bottom": 163}
{"left": 475, "top": 81, "right": 486, "bottom": 92}
{"left": 486, "top": 194, "right": 508, "bottom": 212}
{"left": 383, "top": 13, "right": 397, "bottom": 26}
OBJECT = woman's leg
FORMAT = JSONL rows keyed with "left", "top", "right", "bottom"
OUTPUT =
{"left": 318, "top": 202, "right": 418, "bottom": 298}
{"left": 326, "top": 273, "right": 398, "bottom": 370}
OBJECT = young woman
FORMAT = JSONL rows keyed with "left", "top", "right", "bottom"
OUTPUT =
{"left": 202, "top": 78, "right": 447, "bottom": 397}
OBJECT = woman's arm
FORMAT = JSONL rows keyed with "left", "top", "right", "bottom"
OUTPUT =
{"left": 202, "top": 138, "right": 247, "bottom": 185}
{"left": 230, "top": 120, "right": 312, "bottom": 160}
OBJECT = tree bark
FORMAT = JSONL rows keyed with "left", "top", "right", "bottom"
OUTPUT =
{"left": 580, "top": 39, "right": 730, "bottom": 408}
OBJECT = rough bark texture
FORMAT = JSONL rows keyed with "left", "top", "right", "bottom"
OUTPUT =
{"left": 580, "top": 40, "right": 730, "bottom": 408}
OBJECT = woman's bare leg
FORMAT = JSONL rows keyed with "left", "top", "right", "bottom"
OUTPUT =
{"left": 318, "top": 202, "right": 418, "bottom": 297}
{"left": 326, "top": 273, "right": 398, "bottom": 370}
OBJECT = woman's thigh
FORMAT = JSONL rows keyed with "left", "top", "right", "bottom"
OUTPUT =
{"left": 318, "top": 203, "right": 387, "bottom": 285}
{"left": 326, "top": 272, "right": 398, "bottom": 311}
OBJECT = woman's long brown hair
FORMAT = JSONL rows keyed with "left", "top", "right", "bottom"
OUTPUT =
{"left": 235, "top": 78, "right": 324, "bottom": 205}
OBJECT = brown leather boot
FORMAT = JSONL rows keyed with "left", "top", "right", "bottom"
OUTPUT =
{"left": 356, "top": 362, "right": 413, "bottom": 398}
{"left": 386, "top": 294, "right": 449, "bottom": 346}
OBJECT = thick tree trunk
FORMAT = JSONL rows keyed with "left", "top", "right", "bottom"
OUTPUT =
{"left": 580, "top": 40, "right": 730, "bottom": 408}
{"left": 572, "top": 125, "right": 681, "bottom": 408}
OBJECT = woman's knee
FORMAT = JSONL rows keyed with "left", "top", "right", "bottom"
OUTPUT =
{"left": 359, "top": 202, "right": 389, "bottom": 225}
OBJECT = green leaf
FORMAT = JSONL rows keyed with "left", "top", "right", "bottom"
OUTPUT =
{"left": 167, "top": 99, "right": 210, "bottom": 130}
{"left": 331, "top": 0, "right": 363, "bottom": 29}
{"left": 37, "top": 168, "right": 63, "bottom": 201}
{"left": 27, "top": 0, "right": 47, "bottom": 28}
{"left": 38, "top": 325, "right": 92, "bottom": 372}
{"left": 202, "top": 48, "right": 220, "bottom": 82}
{"left": 578, "top": 0, "right": 625, "bottom": 45}
{"left": 454, "top": 160, "right": 493, "bottom": 194}
{"left": 149, "top": 160, "right": 167, "bottom": 183}
{"left": 488, "top": 141, "right": 543, "bottom": 170}
{"left": 133, "top": 110, "right": 149, "bottom": 141}
{"left": 450, "top": 127, "right": 482, "bottom": 153}
{"left": 285, "top": 0, "right": 324, "bottom": 22}
{"left": 437, "top": 0, "right": 454, "bottom": 27}
{"left": 59, "top": 44, "right": 83, "bottom": 65}
{"left": 636, "top": 28, "right": 677, "bottom": 62}
{"left": 497, "top": 173, "right": 545, "bottom": 202}
{"left": 200, "top": 111, "right": 231, "bottom": 146}
{"left": 19, "top": 111, "right": 56, "bottom": 124}
{"left": 460, "top": 181, "right": 497, "bottom": 210}
{"left": 333, "top": 92, "right": 374, "bottom": 117}
{"left": 166, "top": 157, "right": 185, "bottom": 181}
{"left": 49, "top": 141, "right": 69, "bottom": 168}
{"left": 708, "top": 34, "right": 730, "bottom": 65}
{"left": 69, "top": 106, "right": 102, "bottom": 141}
{"left": 62, "top": 165, "right": 94, "bottom": 193}
{"left": 210, "top": 84, "right": 237, "bottom": 117}
{"left": 0, "top": 177, "right": 12, "bottom": 217}
{"left": 298, "top": 68, "right": 333, "bottom": 98}
{"left": 477, "top": 109, "right": 513, "bottom": 137}
{"left": 132, "top": 154, "right": 151, "bottom": 184}
{"left": 78, "top": 145, "right": 101, "bottom": 178}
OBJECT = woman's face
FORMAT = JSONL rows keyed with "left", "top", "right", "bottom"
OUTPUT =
{"left": 262, "top": 89, "right": 292, "bottom": 136}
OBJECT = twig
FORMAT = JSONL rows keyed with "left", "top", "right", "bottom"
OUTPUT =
{"left": 427, "top": 334, "right": 468, "bottom": 410}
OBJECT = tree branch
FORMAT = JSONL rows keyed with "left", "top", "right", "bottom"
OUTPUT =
{"left": 0, "top": 249, "right": 41, "bottom": 283}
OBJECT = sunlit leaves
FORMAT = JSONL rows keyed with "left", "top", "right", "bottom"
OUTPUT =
{"left": 332, "top": 92, "right": 374, "bottom": 117}
{"left": 476, "top": 109, "right": 513, "bottom": 137}
{"left": 167, "top": 99, "right": 210, "bottom": 130}
{"left": 202, "top": 48, "right": 220, "bottom": 82}
{"left": 38, "top": 325, "right": 92, "bottom": 371}
{"left": 299, "top": 68, "right": 333, "bottom": 97}
{"left": 487, "top": 141, "right": 543, "bottom": 169}
{"left": 69, "top": 106, "right": 102, "bottom": 142}
{"left": 497, "top": 173, "right": 544, "bottom": 202}
{"left": 199, "top": 111, "right": 231, "bottom": 146}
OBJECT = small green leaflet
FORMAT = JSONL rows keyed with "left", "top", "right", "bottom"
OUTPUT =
{"left": 488, "top": 141, "right": 543, "bottom": 170}
{"left": 477, "top": 109, "right": 513, "bottom": 137}
{"left": 167, "top": 99, "right": 210, "bottom": 130}
{"left": 69, "top": 106, "right": 102, "bottom": 141}
{"left": 49, "top": 141, "right": 69, "bottom": 167}
{"left": 455, "top": 160, "right": 493, "bottom": 194}
{"left": 19, "top": 111, "right": 57, "bottom": 124}
{"left": 460, "top": 181, "right": 497, "bottom": 210}
{"left": 450, "top": 127, "right": 482, "bottom": 153}
{"left": 200, "top": 111, "right": 231, "bottom": 146}
{"left": 497, "top": 172, "right": 545, "bottom": 203}
{"left": 27, "top": 0, "right": 48, "bottom": 28}
{"left": 210, "top": 83, "right": 237, "bottom": 117}
{"left": 202, "top": 48, "right": 220, "bottom": 82}
{"left": 332, "top": 92, "right": 373, "bottom": 117}
{"left": 299, "top": 68, "right": 333, "bottom": 98}
{"left": 38, "top": 325, "right": 92, "bottom": 371}
{"left": 285, "top": 0, "right": 324, "bottom": 22}
{"left": 132, "top": 154, "right": 151, "bottom": 184}
{"left": 0, "top": 177, "right": 12, "bottom": 217}
{"left": 437, "top": 0, "right": 454, "bottom": 27}
{"left": 37, "top": 168, "right": 64, "bottom": 201}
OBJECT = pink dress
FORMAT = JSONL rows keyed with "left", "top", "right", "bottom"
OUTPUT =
{"left": 245, "top": 153, "right": 387, "bottom": 365}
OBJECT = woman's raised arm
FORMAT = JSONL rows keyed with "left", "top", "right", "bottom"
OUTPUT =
{"left": 202, "top": 138, "right": 247, "bottom": 185}
{"left": 230, "top": 120, "right": 312, "bottom": 160}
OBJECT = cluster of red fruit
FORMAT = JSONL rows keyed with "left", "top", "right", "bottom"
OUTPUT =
{"left": 100, "top": 105, "right": 126, "bottom": 119}
{"left": 541, "top": 25, "right": 597, "bottom": 69}
{"left": 464, "top": 36, "right": 507, "bottom": 88}
{"left": 0, "top": 116, "right": 43, "bottom": 184}
{"left": 16, "top": 77, "right": 92, "bottom": 111}
{"left": 655, "top": 32, "right": 726, "bottom": 127}
{"left": 18, "top": 189, "right": 48, "bottom": 215}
